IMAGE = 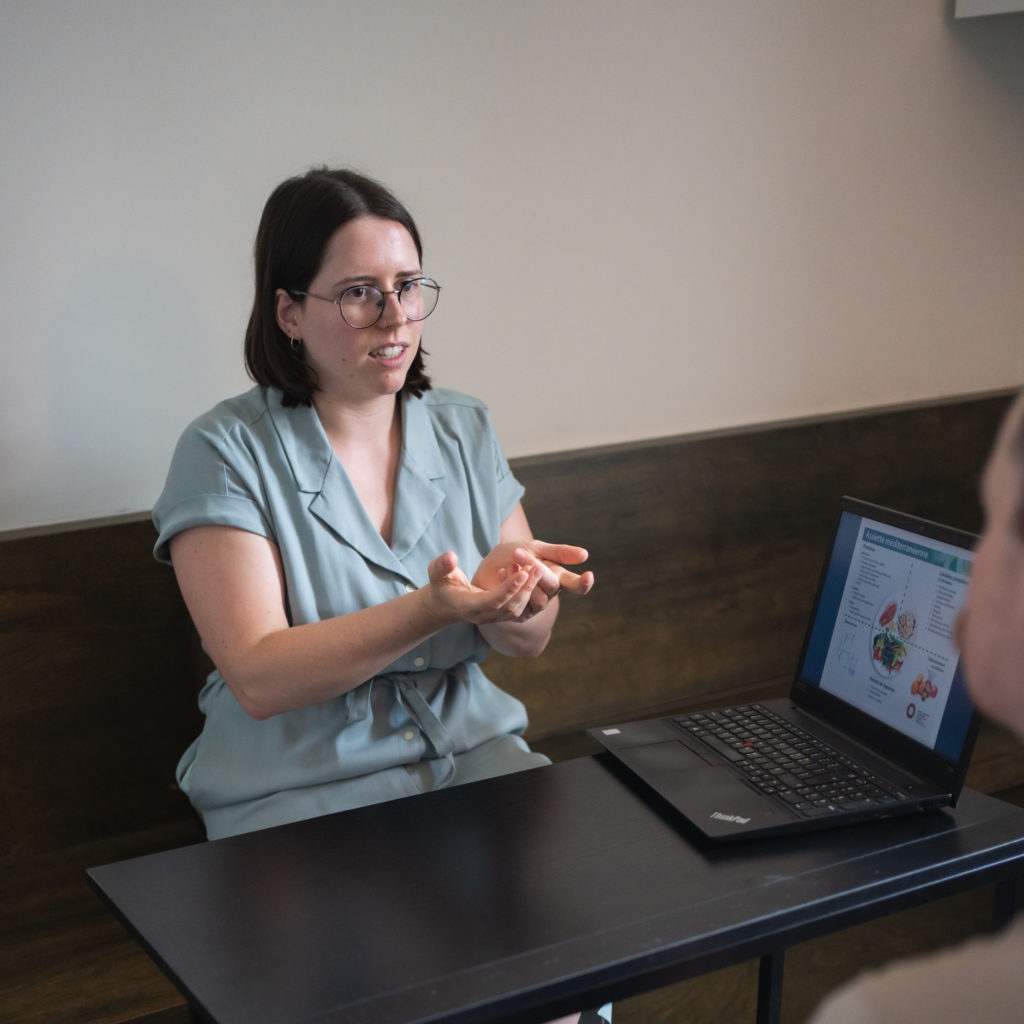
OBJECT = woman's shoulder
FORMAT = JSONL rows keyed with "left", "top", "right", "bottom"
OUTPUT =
{"left": 419, "top": 387, "right": 490, "bottom": 414}
{"left": 415, "top": 387, "right": 495, "bottom": 428}
{"left": 173, "top": 385, "right": 286, "bottom": 452}
{"left": 183, "top": 385, "right": 274, "bottom": 441}
{"left": 165, "top": 386, "right": 292, "bottom": 477}
{"left": 411, "top": 388, "right": 499, "bottom": 443}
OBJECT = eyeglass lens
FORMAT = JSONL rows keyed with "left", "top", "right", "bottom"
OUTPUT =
{"left": 341, "top": 279, "right": 439, "bottom": 328}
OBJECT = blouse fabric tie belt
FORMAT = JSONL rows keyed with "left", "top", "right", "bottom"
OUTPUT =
{"left": 348, "top": 670, "right": 459, "bottom": 789}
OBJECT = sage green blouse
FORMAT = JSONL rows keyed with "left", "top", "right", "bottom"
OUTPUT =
{"left": 153, "top": 385, "right": 548, "bottom": 839}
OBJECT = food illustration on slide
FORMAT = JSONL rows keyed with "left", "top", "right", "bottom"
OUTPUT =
{"left": 871, "top": 594, "right": 914, "bottom": 677}
{"left": 872, "top": 631, "right": 907, "bottom": 674}
{"left": 822, "top": 518, "right": 971, "bottom": 747}
{"left": 910, "top": 673, "right": 939, "bottom": 702}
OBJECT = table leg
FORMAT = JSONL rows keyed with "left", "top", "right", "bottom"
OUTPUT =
{"left": 757, "top": 949, "right": 785, "bottom": 1024}
{"left": 993, "top": 875, "right": 1024, "bottom": 931}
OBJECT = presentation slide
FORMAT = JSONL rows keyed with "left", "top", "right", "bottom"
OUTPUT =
{"left": 820, "top": 521, "right": 972, "bottom": 748}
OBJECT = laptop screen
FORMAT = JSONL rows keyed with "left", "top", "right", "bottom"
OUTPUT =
{"left": 797, "top": 501, "right": 976, "bottom": 764}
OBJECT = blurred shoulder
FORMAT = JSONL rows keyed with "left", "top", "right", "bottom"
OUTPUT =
{"left": 809, "top": 917, "right": 1024, "bottom": 1024}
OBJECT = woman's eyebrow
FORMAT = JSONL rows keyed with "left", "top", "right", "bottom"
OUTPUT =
{"left": 330, "top": 269, "right": 424, "bottom": 289}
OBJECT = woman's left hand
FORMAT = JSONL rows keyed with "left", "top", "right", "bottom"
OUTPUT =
{"left": 473, "top": 539, "right": 594, "bottom": 621}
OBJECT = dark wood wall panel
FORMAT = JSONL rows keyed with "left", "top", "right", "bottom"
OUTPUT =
{"left": 488, "top": 392, "right": 1013, "bottom": 737}
{"left": 0, "top": 390, "right": 1014, "bottom": 859}
{"left": 0, "top": 520, "right": 206, "bottom": 861}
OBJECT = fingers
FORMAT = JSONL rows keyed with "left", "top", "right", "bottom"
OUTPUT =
{"left": 562, "top": 568, "right": 595, "bottom": 595}
{"left": 513, "top": 559, "right": 593, "bottom": 621}
{"left": 427, "top": 550, "right": 460, "bottom": 582}
{"left": 476, "top": 555, "right": 545, "bottom": 618}
{"left": 489, "top": 561, "right": 543, "bottom": 619}
{"left": 429, "top": 540, "right": 592, "bottom": 628}
{"left": 525, "top": 585, "right": 558, "bottom": 618}
{"left": 528, "top": 569, "right": 593, "bottom": 612}
{"left": 509, "top": 547, "right": 595, "bottom": 598}
{"left": 539, "top": 559, "right": 593, "bottom": 596}
{"left": 526, "top": 541, "right": 590, "bottom": 566}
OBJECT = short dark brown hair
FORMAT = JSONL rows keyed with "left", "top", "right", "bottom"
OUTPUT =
{"left": 244, "top": 167, "right": 432, "bottom": 406}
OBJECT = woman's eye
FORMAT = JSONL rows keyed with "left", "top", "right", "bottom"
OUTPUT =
{"left": 346, "top": 286, "right": 369, "bottom": 301}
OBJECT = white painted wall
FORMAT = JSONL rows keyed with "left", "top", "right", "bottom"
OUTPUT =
{"left": 2, "top": 0, "right": 1023, "bottom": 531}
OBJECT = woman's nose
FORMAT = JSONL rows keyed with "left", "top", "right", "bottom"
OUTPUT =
{"left": 378, "top": 289, "right": 407, "bottom": 327}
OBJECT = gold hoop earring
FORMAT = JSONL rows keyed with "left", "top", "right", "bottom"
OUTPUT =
{"left": 289, "top": 335, "right": 302, "bottom": 353}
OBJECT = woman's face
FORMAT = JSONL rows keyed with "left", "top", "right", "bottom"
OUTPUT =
{"left": 278, "top": 216, "right": 423, "bottom": 408}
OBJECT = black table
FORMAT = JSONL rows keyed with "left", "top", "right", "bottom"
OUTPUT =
{"left": 88, "top": 755, "right": 1024, "bottom": 1024}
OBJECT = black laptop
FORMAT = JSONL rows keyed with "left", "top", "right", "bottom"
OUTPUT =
{"left": 588, "top": 497, "right": 981, "bottom": 843}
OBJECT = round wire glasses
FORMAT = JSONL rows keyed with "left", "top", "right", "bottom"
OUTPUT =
{"left": 295, "top": 277, "right": 441, "bottom": 329}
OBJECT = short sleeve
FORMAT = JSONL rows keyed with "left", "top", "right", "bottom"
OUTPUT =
{"left": 491, "top": 428, "right": 525, "bottom": 525}
{"left": 152, "top": 422, "right": 272, "bottom": 565}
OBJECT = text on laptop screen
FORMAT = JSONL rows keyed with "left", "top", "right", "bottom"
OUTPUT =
{"left": 798, "top": 510, "right": 974, "bottom": 762}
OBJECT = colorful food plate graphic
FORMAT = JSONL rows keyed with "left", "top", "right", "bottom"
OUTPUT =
{"left": 870, "top": 593, "right": 916, "bottom": 677}
{"left": 821, "top": 522, "right": 970, "bottom": 749}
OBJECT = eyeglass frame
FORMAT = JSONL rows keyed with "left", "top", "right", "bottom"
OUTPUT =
{"left": 292, "top": 277, "right": 441, "bottom": 330}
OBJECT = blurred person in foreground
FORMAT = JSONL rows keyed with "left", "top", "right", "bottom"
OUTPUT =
{"left": 809, "top": 390, "right": 1024, "bottom": 1024}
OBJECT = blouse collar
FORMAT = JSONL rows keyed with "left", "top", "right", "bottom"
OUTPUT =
{"left": 268, "top": 388, "right": 446, "bottom": 575}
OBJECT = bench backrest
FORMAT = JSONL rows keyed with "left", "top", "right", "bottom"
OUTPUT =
{"left": 1, "top": 390, "right": 1011, "bottom": 860}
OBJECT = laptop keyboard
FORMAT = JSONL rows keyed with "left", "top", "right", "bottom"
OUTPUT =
{"left": 674, "top": 704, "right": 909, "bottom": 818}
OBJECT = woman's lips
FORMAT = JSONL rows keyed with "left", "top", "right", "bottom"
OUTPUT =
{"left": 369, "top": 343, "right": 406, "bottom": 363}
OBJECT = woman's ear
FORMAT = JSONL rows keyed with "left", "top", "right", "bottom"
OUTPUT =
{"left": 275, "top": 288, "right": 303, "bottom": 340}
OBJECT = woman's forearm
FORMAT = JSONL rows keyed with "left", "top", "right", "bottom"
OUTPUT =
{"left": 224, "top": 588, "right": 456, "bottom": 719}
{"left": 171, "top": 528, "right": 548, "bottom": 720}
{"left": 479, "top": 596, "right": 559, "bottom": 658}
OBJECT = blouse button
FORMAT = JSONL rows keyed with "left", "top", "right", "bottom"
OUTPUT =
{"left": 405, "top": 583, "right": 417, "bottom": 593}
{"left": 403, "top": 729, "right": 416, "bottom": 741}
{"left": 413, "top": 656, "right": 426, "bottom": 668}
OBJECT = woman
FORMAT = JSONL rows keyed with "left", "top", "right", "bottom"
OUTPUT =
{"left": 153, "top": 167, "right": 595, "bottom": 842}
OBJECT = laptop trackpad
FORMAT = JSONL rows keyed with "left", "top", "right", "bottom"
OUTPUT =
{"left": 619, "top": 739, "right": 718, "bottom": 775}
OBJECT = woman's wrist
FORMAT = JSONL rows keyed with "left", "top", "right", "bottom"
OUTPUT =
{"left": 412, "top": 578, "right": 462, "bottom": 634}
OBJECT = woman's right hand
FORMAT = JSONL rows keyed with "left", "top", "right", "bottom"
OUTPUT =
{"left": 421, "top": 549, "right": 545, "bottom": 625}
